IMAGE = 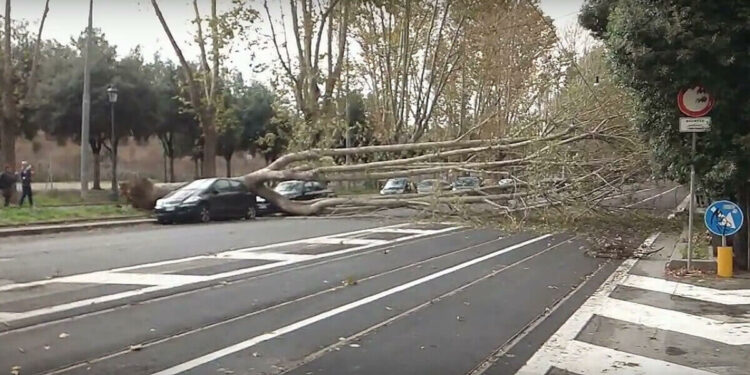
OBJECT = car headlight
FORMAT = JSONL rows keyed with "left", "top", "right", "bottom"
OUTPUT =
{"left": 155, "top": 199, "right": 165, "bottom": 209}
{"left": 256, "top": 196, "right": 266, "bottom": 203}
{"left": 182, "top": 196, "right": 202, "bottom": 205}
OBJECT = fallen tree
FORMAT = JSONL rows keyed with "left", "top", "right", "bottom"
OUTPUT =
{"left": 122, "top": 115, "right": 646, "bottom": 217}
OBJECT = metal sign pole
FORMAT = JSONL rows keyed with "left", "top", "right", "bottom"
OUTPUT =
{"left": 687, "top": 132, "right": 696, "bottom": 270}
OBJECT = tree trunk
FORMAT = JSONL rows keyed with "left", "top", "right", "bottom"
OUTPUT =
{"left": 225, "top": 155, "right": 232, "bottom": 177}
{"left": 0, "top": 128, "right": 15, "bottom": 169}
{"left": 163, "top": 154, "right": 168, "bottom": 182}
{"left": 92, "top": 150, "right": 101, "bottom": 190}
{"left": 736, "top": 185, "right": 749, "bottom": 270}
{"left": 169, "top": 155, "right": 175, "bottom": 183}
{"left": 193, "top": 158, "right": 199, "bottom": 180}
{"left": 1, "top": 0, "right": 17, "bottom": 169}
{"left": 202, "top": 118, "right": 217, "bottom": 177}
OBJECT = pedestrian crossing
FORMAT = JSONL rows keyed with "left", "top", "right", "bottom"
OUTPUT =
{"left": 518, "top": 233, "right": 750, "bottom": 375}
{"left": 0, "top": 223, "right": 458, "bottom": 325}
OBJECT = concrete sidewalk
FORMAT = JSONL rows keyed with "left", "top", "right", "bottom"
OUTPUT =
{"left": 520, "top": 232, "right": 750, "bottom": 374}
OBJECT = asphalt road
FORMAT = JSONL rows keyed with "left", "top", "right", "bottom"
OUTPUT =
{"left": 0, "top": 184, "right": 689, "bottom": 375}
{"left": 0, "top": 216, "right": 622, "bottom": 375}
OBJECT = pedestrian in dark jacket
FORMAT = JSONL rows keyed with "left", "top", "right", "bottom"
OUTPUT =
{"left": 0, "top": 165, "right": 16, "bottom": 207}
{"left": 18, "top": 161, "right": 33, "bottom": 207}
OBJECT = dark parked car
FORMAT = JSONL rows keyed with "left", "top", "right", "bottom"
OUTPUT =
{"left": 380, "top": 178, "right": 413, "bottom": 195}
{"left": 452, "top": 176, "right": 481, "bottom": 192}
{"left": 256, "top": 180, "right": 335, "bottom": 215}
{"left": 154, "top": 178, "right": 257, "bottom": 224}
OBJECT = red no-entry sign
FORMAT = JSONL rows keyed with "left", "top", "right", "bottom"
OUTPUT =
{"left": 678, "top": 86, "right": 714, "bottom": 117}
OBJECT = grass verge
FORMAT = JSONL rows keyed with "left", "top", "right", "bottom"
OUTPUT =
{"left": 0, "top": 205, "right": 143, "bottom": 226}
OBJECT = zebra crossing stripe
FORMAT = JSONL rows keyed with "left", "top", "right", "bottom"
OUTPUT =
{"left": 518, "top": 340, "right": 716, "bottom": 375}
{"left": 598, "top": 296, "right": 750, "bottom": 345}
{"left": 621, "top": 274, "right": 750, "bottom": 305}
{"left": 519, "top": 230, "right": 750, "bottom": 374}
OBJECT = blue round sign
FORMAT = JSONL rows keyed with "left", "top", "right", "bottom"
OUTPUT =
{"left": 705, "top": 200, "right": 744, "bottom": 236}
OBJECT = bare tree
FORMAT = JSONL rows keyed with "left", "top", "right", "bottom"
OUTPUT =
{"left": 263, "top": 0, "right": 350, "bottom": 147}
{"left": 0, "top": 0, "right": 49, "bottom": 168}
{"left": 151, "top": 0, "right": 256, "bottom": 177}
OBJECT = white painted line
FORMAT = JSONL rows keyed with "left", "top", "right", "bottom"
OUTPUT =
{"left": 625, "top": 185, "right": 680, "bottom": 208}
{"left": 3, "top": 285, "right": 169, "bottom": 322}
{"left": 598, "top": 296, "right": 750, "bottom": 344}
{"left": 62, "top": 272, "right": 210, "bottom": 286}
{"left": 518, "top": 234, "right": 660, "bottom": 374}
{"left": 302, "top": 237, "right": 387, "bottom": 246}
{"left": 367, "top": 228, "right": 435, "bottom": 235}
{"left": 0, "top": 312, "right": 21, "bottom": 322}
{"left": 518, "top": 231, "right": 746, "bottom": 374}
{"left": 0, "top": 224, "right": 460, "bottom": 322}
{"left": 0, "top": 223, "right": 412, "bottom": 293}
{"left": 601, "top": 187, "right": 658, "bottom": 201}
{"left": 152, "top": 234, "right": 552, "bottom": 375}
{"left": 218, "top": 252, "right": 314, "bottom": 262}
{"left": 518, "top": 340, "right": 715, "bottom": 375}
{"left": 621, "top": 274, "right": 750, "bottom": 305}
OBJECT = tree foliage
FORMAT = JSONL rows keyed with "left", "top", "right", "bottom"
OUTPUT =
{"left": 580, "top": 0, "right": 750, "bottom": 197}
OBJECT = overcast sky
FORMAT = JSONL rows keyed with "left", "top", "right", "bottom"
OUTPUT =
{"left": 9, "top": 0, "right": 584, "bottom": 82}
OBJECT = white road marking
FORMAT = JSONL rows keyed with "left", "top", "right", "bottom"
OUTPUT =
{"left": 518, "top": 340, "right": 715, "bottom": 375}
{"left": 62, "top": 272, "right": 210, "bottom": 286}
{"left": 365, "top": 228, "right": 434, "bottom": 235}
{"left": 0, "top": 223, "right": 459, "bottom": 323}
{"left": 152, "top": 234, "right": 553, "bottom": 375}
{"left": 598, "top": 296, "right": 750, "bottom": 345}
{"left": 621, "top": 274, "right": 750, "bottom": 305}
{"left": 625, "top": 185, "right": 680, "bottom": 208}
{"left": 518, "top": 234, "right": 659, "bottom": 374}
{"left": 0, "top": 312, "right": 21, "bottom": 322}
{"left": 217, "top": 252, "right": 315, "bottom": 262}
{"left": 519, "top": 230, "right": 750, "bottom": 374}
{"left": 302, "top": 237, "right": 387, "bottom": 246}
{"left": 0, "top": 223, "right": 437, "bottom": 293}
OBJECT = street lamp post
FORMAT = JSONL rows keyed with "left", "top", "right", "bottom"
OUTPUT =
{"left": 107, "top": 85, "right": 118, "bottom": 200}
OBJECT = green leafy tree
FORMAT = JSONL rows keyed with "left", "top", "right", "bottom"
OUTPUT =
{"left": 148, "top": 56, "right": 199, "bottom": 182}
{"left": 216, "top": 78, "right": 276, "bottom": 176}
{"left": 36, "top": 30, "right": 157, "bottom": 188}
{"left": 580, "top": 0, "right": 750, "bottom": 266}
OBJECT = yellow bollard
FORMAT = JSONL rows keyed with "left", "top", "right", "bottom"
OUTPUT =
{"left": 717, "top": 246, "right": 733, "bottom": 278}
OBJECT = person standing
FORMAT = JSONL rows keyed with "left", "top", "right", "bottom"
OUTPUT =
{"left": 18, "top": 161, "right": 34, "bottom": 207}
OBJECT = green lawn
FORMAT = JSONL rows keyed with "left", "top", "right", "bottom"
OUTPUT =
{"left": 0, "top": 205, "right": 144, "bottom": 226}
{"left": 33, "top": 189, "right": 122, "bottom": 206}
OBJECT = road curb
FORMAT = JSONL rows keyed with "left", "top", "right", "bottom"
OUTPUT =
{"left": 0, "top": 218, "right": 155, "bottom": 237}
{"left": 0, "top": 214, "right": 147, "bottom": 228}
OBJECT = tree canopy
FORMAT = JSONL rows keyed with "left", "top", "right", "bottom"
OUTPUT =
{"left": 580, "top": 0, "right": 750, "bottom": 197}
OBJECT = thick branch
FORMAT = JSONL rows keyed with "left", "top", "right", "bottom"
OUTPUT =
{"left": 24, "top": 0, "right": 49, "bottom": 102}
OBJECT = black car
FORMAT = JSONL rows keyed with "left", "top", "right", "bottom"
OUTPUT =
{"left": 154, "top": 178, "right": 257, "bottom": 224}
{"left": 256, "top": 180, "right": 334, "bottom": 215}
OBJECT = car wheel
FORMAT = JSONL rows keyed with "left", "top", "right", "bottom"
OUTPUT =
{"left": 245, "top": 205, "right": 257, "bottom": 220}
{"left": 199, "top": 205, "right": 211, "bottom": 223}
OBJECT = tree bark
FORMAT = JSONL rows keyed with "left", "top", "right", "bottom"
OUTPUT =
{"left": 225, "top": 155, "right": 232, "bottom": 177}
{"left": 151, "top": 0, "right": 217, "bottom": 177}
{"left": 1, "top": 0, "right": 17, "bottom": 169}
{"left": 169, "top": 154, "right": 175, "bottom": 183}
{"left": 163, "top": 154, "right": 168, "bottom": 182}
{"left": 92, "top": 150, "right": 101, "bottom": 190}
{"left": 736, "top": 185, "right": 749, "bottom": 270}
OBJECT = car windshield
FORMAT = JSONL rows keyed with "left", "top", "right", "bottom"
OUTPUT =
{"left": 275, "top": 181, "right": 303, "bottom": 193}
{"left": 455, "top": 177, "right": 479, "bottom": 187}
{"left": 384, "top": 179, "right": 407, "bottom": 189}
{"left": 181, "top": 179, "right": 215, "bottom": 191}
